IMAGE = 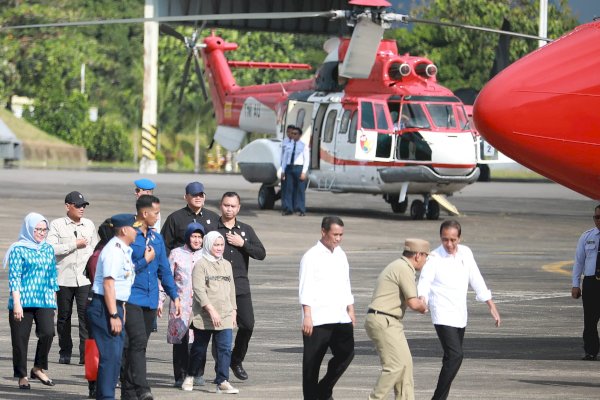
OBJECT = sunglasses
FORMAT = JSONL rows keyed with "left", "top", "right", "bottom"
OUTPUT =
{"left": 593, "top": 215, "right": 600, "bottom": 220}
{"left": 69, "top": 203, "right": 87, "bottom": 209}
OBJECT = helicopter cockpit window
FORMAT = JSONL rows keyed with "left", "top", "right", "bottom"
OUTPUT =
{"left": 427, "top": 104, "right": 456, "bottom": 129}
{"left": 323, "top": 110, "right": 337, "bottom": 143}
{"left": 339, "top": 109, "right": 351, "bottom": 134}
{"left": 375, "top": 103, "right": 389, "bottom": 130}
{"left": 348, "top": 111, "right": 358, "bottom": 144}
{"left": 402, "top": 103, "right": 430, "bottom": 129}
{"left": 361, "top": 102, "right": 376, "bottom": 129}
{"left": 296, "top": 109, "right": 306, "bottom": 130}
{"left": 456, "top": 106, "right": 470, "bottom": 130}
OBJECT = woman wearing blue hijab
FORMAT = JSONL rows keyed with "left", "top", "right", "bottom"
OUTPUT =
{"left": 4, "top": 212, "right": 59, "bottom": 390}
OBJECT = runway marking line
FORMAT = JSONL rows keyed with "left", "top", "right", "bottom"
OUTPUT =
{"left": 542, "top": 260, "right": 572, "bottom": 277}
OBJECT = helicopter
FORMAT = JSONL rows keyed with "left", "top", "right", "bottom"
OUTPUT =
{"left": 474, "top": 18, "right": 600, "bottom": 201}
{"left": 161, "top": 0, "right": 516, "bottom": 220}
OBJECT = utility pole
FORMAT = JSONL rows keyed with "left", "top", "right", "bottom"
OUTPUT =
{"left": 140, "top": 0, "right": 159, "bottom": 174}
{"left": 538, "top": 0, "right": 548, "bottom": 48}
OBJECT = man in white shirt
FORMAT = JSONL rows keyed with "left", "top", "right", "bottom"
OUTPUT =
{"left": 281, "top": 126, "right": 310, "bottom": 216}
{"left": 47, "top": 191, "right": 98, "bottom": 365}
{"left": 299, "top": 216, "right": 355, "bottom": 400}
{"left": 418, "top": 220, "right": 500, "bottom": 400}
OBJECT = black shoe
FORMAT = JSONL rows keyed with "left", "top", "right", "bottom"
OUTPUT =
{"left": 79, "top": 357, "right": 85, "bottom": 365}
{"left": 582, "top": 354, "right": 597, "bottom": 361}
{"left": 298, "top": 212, "right": 306, "bottom": 216}
{"left": 18, "top": 378, "right": 30, "bottom": 390}
{"left": 231, "top": 363, "right": 248, "bottom": 380}
{"left": 88, "top": 381, "right": 96, "bottom": 398}
{"left": 282, "top": 210, "right": 293, "bottom": 216}
{"left": 138, "top": 392, "right": 154, "bottom": 400}
{"left": 59, "top": 355, "right": 71, "bottom": 364}
{"left": 30, "top": 369, "right": 55, "bottom": 386}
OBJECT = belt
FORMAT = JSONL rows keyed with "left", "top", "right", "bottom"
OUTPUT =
{"left": 583, "top": 275, "right": 600, "bottom": 281}
{"left": 93, "top": 293, "right": 125, "bottom": 306}
{"left": 367, "top": 308, "right": 399, "bottom": 320}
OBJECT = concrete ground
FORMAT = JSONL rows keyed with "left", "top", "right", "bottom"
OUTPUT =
{"left": 0, "top": 168, "right": 598, "bottom": 399}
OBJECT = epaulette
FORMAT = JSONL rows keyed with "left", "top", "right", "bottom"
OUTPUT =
{"left": 115, "top": 242, "right": 122, "bottom": 249}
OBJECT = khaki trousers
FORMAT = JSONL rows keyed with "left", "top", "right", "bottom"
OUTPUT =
{"left": 365, "top": 313, "right": 414, "bottom": 400}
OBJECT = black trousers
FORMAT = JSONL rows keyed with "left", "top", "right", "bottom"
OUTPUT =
{"left": 232, "top": 292, "right": 255, "bottom": 365}
{"left": 172, "top": 330, "right": 193, "bottom": 382}
{"left": 56, "top": 284, "right": 90, "bottom": 359}
{"left": 432, "top": 324, "right": 466, "bottom": 400}
{"left": 582, "top": 276, "right": 600, "bottom": 356}
{"left": 9, "top": 308, "right": 55, "bottom": 378}
{"left": 302, "top": 322, "right": 354, "bottom": 400}
{"left": 121, "top": 304, "right": 155, "bottom": 399}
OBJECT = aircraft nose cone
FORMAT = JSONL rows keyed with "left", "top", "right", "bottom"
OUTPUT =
{"left": 474, "top": 21, "right": 600, "bottom": 199}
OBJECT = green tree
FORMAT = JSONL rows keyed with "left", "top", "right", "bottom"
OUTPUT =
{"left": 390, "top": 0, "right": 578, "bottom": 91}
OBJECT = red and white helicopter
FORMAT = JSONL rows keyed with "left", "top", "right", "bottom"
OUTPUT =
{"left": 474, "top": 18, "right": 600, "bottom": 201}
{"left": 167, "top": 0, "right": 498, "bottom": 219}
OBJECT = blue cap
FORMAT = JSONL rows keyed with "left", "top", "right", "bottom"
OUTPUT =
{"left": 134, "top": 178, "right": 156, "bottom": 190}
{"left": 185, "top": 182, "right": 205, "bottom": 195}
{"left": 109, "top": 214, "right": 136, "bottom": 228}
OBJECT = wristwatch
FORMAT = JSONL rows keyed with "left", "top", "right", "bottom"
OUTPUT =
{"left": 110, "top": 312, "right": 119, "bottom": 319}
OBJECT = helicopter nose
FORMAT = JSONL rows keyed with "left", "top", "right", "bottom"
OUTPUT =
{"left": 474, "top": 20, "right": 600, "bottom": 199}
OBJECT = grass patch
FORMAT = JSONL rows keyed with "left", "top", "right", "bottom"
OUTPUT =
{"left": 0, "top": 108, "right": 66, "bottom": 143}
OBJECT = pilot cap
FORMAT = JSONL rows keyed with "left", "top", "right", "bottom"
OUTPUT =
{"left": 134, "top": 178, "right": 156, "bottom": 190}
{"left": 404, "top": 238, "right": 431, "bottom": 254}
{"left": 109, "top": 214, "right": 136, "bottom": 229}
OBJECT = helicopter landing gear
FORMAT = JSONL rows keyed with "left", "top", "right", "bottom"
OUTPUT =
{"left": 258, "top": 184, "right": 276, "bottom": 210}
{"left": 385, "top": 194, "right": 408, "bottom": 214}
{"left": 410, "top": 195, "right": 441, "bottom": 220}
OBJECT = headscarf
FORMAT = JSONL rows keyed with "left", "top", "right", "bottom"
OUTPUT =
{"left": 184, "top": 222, "right": 206, "bottom": 250}
{"left": 201, "top": 230, "right": 224, "bottom": 262}
{"left": 2, "top": 212, "right": 48, "bottom": 268}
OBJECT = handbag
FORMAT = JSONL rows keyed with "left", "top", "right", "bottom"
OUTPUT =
{"left": 84, "top": 338, "right": 99, "bottom": 381}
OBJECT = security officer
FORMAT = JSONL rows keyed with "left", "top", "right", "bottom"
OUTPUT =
{"left": 364, "top": 239, "right": 429, "bottom": 400}
{"left": 572, "top": 204, "right": 600, "bottom": 360}
{"left": 86, "top": 214, "right": 137, "bottom": 400}
{"left": 134, "top": 178, "right": 160, "bottom": 231}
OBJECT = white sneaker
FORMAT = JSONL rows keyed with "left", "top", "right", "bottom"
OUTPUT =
{"left": 194, "top": 375, "right": 205, "bottom": 386}
{"left": 181, "top": 376, "right": 194, "bottom": 391}
{"left": 216, "top": 380, "right": 239, "bottom": 394}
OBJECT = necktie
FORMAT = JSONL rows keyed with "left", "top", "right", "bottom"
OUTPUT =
{"left": 596, "top": 240, "right": 600, "bottom": 278}
{"left": 290, "top": 141, "right": 297, "bottom": 165}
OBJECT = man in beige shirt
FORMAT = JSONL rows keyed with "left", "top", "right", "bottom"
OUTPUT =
{"left": 364, "top": 238, "right": 429, "bottom": 400}
{"left": 47, "top": 191, "right": 98, "bottom": 365}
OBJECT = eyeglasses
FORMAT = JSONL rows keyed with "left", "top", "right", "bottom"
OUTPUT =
{"left": 34, "top": 228, "right": 49, "bottom": 234}
{"left": 593, "top": 215, "right": 600, "bottom": 220}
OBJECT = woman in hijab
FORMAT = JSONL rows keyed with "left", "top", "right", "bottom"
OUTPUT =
{"left": 158, "top": 222, "right": 205, "bottom": 388}
{"left": 183, "top": 231, "right": 238, "bottom": 394}
{"left": 4, "top": 212, "right": 59, "bottom": 390}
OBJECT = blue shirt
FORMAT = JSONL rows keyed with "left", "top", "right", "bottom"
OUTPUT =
{"left": 573, "top": 227, "right": 600, "bottom": 287}
{"left": 92, "top": 236, "right": 135, "bottom": 302}
{"left": 281, "top": 139, "right": 309, "bottom": 173}
{"left": 8, "top": 244, "right": 58, "bottom": 310}
{"left": 128, "top": 228, "right": 179, "bottom": 308}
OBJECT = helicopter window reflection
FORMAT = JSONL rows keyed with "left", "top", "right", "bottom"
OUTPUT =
{"left": 427, "top": 104, "right": 456, "bottom": 129}
{"left": 339, "top": 110, "right": 351, "bottom": 134}
{"left": 323, "top": 110, "right": 337, "bottom": 143}
{"left": 375, "top": 103, "right": 389, "bottom": 130}
{"left": 361, "top": 102, "right": 376, "bottom": 129}
{"left": 348, "top": 111, "right": 358, "bottom": 144}
{"left": 296, "top": 109, "right": 306, "bottom": 130}
{"left": 402, "top": 103, "right": 430, "bottom": 129}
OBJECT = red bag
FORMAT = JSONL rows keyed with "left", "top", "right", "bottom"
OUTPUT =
{"left": 84, "top": 338, "right": 99, "bottom": 381}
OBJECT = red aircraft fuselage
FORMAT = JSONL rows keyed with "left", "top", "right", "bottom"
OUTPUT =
{"left": 474, "top": 20, "right": 600, "bottom": 200}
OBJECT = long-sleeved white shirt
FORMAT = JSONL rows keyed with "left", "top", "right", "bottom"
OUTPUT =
{"left": 417, "top": 244, "right": 492, "bottom": 328}
{"left": 299, "top": 240, "right": 354, "bottom": 326}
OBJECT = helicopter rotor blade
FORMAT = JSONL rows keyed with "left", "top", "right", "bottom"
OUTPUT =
{"left": 179, "top": 53, "right": 192, "bottom": 104}
{"left": 159, "top": 23, "right": 185, "bottom": 43}
{"left": 406, "top": 17, "right": 552, "bottom": 42}
{"left": 192, "top": 49, "right": 208, "bottom": 101}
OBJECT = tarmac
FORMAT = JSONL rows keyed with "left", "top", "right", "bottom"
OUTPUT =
{"left": 0, "top": 168, "right": 598, "bottom": 399}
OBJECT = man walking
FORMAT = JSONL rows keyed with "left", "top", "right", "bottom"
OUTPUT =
{"left": 215, "top": 192, "right": 266, "bottom": 380}
{"left": 121, "top": 195, "right": 181, "bottom": 400}
{"left": 299, "top": 216, "right": 355, "bottom": 400}
{"left": 572, "top": 204, "right": 600, "bottom": 360}
{"left": 87, "top": 214, "right": 136, "bottom": 400}
{"left": 47, "top": 191, "right": 98, "bottom": 365}
{"left": 161, "top": 181, "right": 219, "bottom": 254}
{"left": 365, "top": 239, "right": 430, "bottom": 400}
{"left": 418, "top": 220, "right": 500, "bottom": 400}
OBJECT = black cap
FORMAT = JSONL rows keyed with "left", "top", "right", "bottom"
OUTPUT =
{"left": 65, "top": 191, "right": 89, "bottom": 207}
